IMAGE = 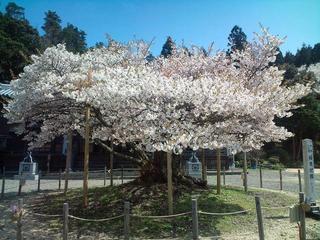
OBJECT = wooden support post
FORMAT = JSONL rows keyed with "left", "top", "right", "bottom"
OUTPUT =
{"left": 110, "top": 142, "right": 114, "bottom": 186}
{"left": 124, "top": 201, "right": 130, "bottom": 240}
{"left": 167, "top": 152, "right": 173, "bottom": 215}
{"left": 259, "top": 166, "right": 263, "bottom": 188}
{"left": 255, "top": 196, "right": 265, "bottom": 240}
{"left": 298, "top": 169, "right": 302, "bottom": 193}
{"left": 1, "top": 166, "right": 5, "bottom": 199}
{"left": 65, "top": 131, "right": 73, "bottom": 195}
{"left": 216, "top": 148, "right": 221, "bottom": 194}
{"left": 201, "top": 149, "right": 207, "bottom": 182}
{"left": 121, "top": 165, "right": 124, "bottom": 184}
{"left": 243, "top": 152, "right": 248, "bottom": 193}
{"left": 63, "top": 203, "right": 69, "bottom": 240}
{"left": 37, "top": 171, "right": 41, "bottom": 192}
{"left": 17, "top": 198, "right": 23, "bottom": 240}
{"left": 223, "top": 167, "right": 226, "bottom": 186}
{"left": 59, "top": 169, "right": 62, "bottom": 190}
{"left": 104, "top": 165, "right": 107, "bottom": 186}
{"left": 83, "top": 104, "right": 91, "bottom": 208}
{"left": 18, "top": 173, "right": 22, "bottom": 196}
{"left": 279, "top": 169, "right": 283, "bottom": 191}
{"left": 192, "top": 199, "right": 199, "bottom": 240}
{"left": 299, "top": 192, "right": 306, "bottom": 240}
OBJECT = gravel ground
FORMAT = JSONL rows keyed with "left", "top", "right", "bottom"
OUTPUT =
{"left": 1, "top": 169, "right": 319, "bottom": 239}
{"left": 207, "top": 169, "right": 320, "bottom": 201}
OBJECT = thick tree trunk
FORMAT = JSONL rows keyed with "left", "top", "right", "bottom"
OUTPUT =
{"left": 64, "top": 131, "right": 72, "bottom": 195}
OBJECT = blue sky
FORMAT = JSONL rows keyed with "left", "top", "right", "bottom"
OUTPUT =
{"left": 1, "top": 0, "right": 319, "bottom": 55}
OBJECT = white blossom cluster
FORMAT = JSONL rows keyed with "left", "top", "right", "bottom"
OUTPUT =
{"left": 299, "top": 63, "right": 320, "bottom": 94}
{"left": 6, "top": 28, "right": 311, "bottom": 153}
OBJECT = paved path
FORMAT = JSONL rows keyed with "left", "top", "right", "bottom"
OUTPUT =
{"left": 208, "top": 168, "right": 320, "bottom": 200}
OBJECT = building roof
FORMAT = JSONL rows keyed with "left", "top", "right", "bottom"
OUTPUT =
{"left": 0, "top": 83, "right": 13, "bottom": 98}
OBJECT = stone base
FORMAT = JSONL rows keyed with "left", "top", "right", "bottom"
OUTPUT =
{"left": 14, "top": 174, "right": 39, "bottom": 181}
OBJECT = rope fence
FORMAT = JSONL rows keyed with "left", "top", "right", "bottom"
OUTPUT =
{"left": 10, "top": 193, "right": 311, "bottom": 240}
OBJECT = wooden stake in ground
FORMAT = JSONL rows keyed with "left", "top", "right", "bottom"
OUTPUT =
{"left": 201, "top": 149, "right": 207, "bottom": 182}
{"left": 167, "top": 152, "right": 173, "bottom": 215}
{"left": 83, "top": 69, "right": 92, "bottom": 208}
{"left": 110, "top": 142, "right": 114, "bottom": 186}
{"left": 243, "top": 152, "right": 248, "bottom": 192}
{"left": 216, "top": 148, "right": 221, "bottom": 194}
{"left": 65, "top": 131, "right": 73, "bottom": 195}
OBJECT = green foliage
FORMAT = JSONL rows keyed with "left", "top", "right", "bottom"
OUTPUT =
{"left": 161, "top": 36, "right": 176, "bottom": 58}
{"left": 5, "top": 2, "right": 25, "bottom": 20}
{"left": 61, "top": 23, "right": 87, "bottom": 53}
{"left": 42, "top": 10, "right": 62, "bottom": 47}
{"left": 0, "top": 7, "right": 41, "bottom": 82}
{"left": 227, "top": 25, "right": 247, "bottom": 53}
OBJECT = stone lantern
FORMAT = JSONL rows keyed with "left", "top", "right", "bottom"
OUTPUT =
{"left": 14, "top": 151, "right": 39, "bottom": 180}
{"left": 186, "top": 151, "right": 202, "bottom": 179}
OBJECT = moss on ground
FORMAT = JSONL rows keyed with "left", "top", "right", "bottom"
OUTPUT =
{"left": 28, "top": 182, "right": 297, "bottom": 239}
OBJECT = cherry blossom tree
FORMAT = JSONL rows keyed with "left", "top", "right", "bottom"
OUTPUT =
{"left": 6, "top": 28, "right": 310, "bottom": 186}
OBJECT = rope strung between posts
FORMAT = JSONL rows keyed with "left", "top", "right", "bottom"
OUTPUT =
{"left": 198, "top": 209, "right": 251, "bottom": 216}
{"left": 68, "top": 214, "right": 124, "bottom": 222}
{"left": 131, "top": 211, "right": 192, "bottom": 219}
{"left": 261, "top": 205, "right": 291, "bottom": 210}
{"left": 25, "top": 209, "right": 62, "bottom": 218}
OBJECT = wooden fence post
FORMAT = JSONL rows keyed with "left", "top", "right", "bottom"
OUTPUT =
{"left": 37, "top": 171, "right": 41, "bottom": 192}
{"left": 104, "top": 165, "right": 107, "bottom": 186}
{"left": 59, "top": 169, "right": 62, "bottom": 190}
{"left": 192, "top": 198, "right": 199, "bottom": 240}
{"left": 223, "top": 167, "right": 226, "bottom": 186}
{"left": 63, "top": 203, "right": 69, "bottom": 240}
{"left": 279, "top": 169, "right": 283, "bottom": 191}
{"left": 124, "top": 201, "right": 130, "bottom": 240}
{"left": 259, "top": 166, "right": 263, "bottom": 188}
{"left": 299, "top": 192, "right": 306, "bottom": 240}
{"left": 243, "top": 152, "right": 248, "bottom": 192}
{"left": 17, "top": 198, "right": 23, "bottom": 240}
{"left": 255, "top": 196, "right": 265, "bottom": 240}
{"left": 121, "top": 165, "right": 124, "bottom": 184}
{"left": 1, "top": 166, "right": 5, "bottom": 199}
{"left": 298, "top": 169, "right": 302, "bottom": 193}
{"left": 18, "top": 173, "right": 22, "bottom": 196}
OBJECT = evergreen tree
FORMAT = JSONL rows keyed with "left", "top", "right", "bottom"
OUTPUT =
{"left": 5, "top": 2, "right": 25, "bottom": 20}
{"left": 227, "top": 25, "right": 247, "bottom": 53}
{"left": 284, "top": 52, "right": 295, "bottom": 64}
{"left": 274, "top": 47, "right": 284, "bottom": 65}
{"left": 312, "top": 43, "right": 320, "bottom": 63}
{"left": 160, "top": 36, "right": 175, "bottom": 58}
{"left": 42, "top": 11, "right": 62, "bottom": 47}
{"left": 0, "top": 4, "right": 41, "bottom": 82}
{"left": 61, "top": 23, "right": 86, "bottom": 53}
{"left": 294, "top": 44, "right": 313, "bottom": 67}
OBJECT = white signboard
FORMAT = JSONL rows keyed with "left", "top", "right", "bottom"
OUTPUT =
{"left": 302, "top": 139, "right": 316, "bottom": 204}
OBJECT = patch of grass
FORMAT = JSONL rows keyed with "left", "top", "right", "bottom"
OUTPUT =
{"left": 29, "top": 183, "right": 296, "bottom": 239}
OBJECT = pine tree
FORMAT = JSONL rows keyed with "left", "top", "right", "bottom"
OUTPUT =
{"left": 61, "top": 23, "right": 87, "bottom": 53}
{"left": 161, "top": 36, "right": 175, "bottom": 58}
{"left": 42, "top": 11, "right": 62, "bottom": 47}
{"left": 5, "top": 2, "right": 25, "bottom": 20}
{"left": 227, "top": 25, "right": 247, "bottom": 53}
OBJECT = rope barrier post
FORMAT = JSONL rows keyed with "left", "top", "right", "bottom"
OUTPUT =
{"left": 279, "top": 169, "right": 282, "bottom": 191}
{"left": 17, "top": 198, "right": 23, "bottom": 240}
{"left": 1, "top": 166, "right": 5, "bottom": 200}
{"left": 243, "top": 152, "right": 248, "bottom": 193}
{"left": 223, "top": 166, "right": 226, "bottom": 186}
{"left": 104, "top": 165, "right": 107, "bottom": 186}
{"left": 37, "top": 171, "right": 41, "bottom": 192}
{"left": 255, "top": 196, "right": 264, "bottom": 240}
{"left": 59, "top": 169, "right": 62, "bottom": 190}
{"left": 298, "top": 169, "right": 302, "bottom": 193}
{"left": 259, "top": 165, "right": 263, "bottom": 188}
{"left": 121, "top": 165, "right": 124, "bottom": 184}
{"left": 192, "top": 198, "right": 199, "bottom": 240}
{"left": 63, "top": 203, "right": 69, "bottom": 240}
{"left": 18, "top": 173, "right": 22, "bottom": 196}
{"left": 124, "top": 201, "right": 130, "bottom": 240}
{"left": 299, "top": 192, "right": 306, "bottom": 240}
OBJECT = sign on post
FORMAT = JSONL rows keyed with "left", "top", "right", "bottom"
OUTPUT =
{"left": 302, "top": 139, "right": 316, "bottom": 204}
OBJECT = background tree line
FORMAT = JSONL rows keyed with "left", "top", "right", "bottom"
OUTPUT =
{"left": 1, "top": 2, "right": 319, "bottom": 167}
